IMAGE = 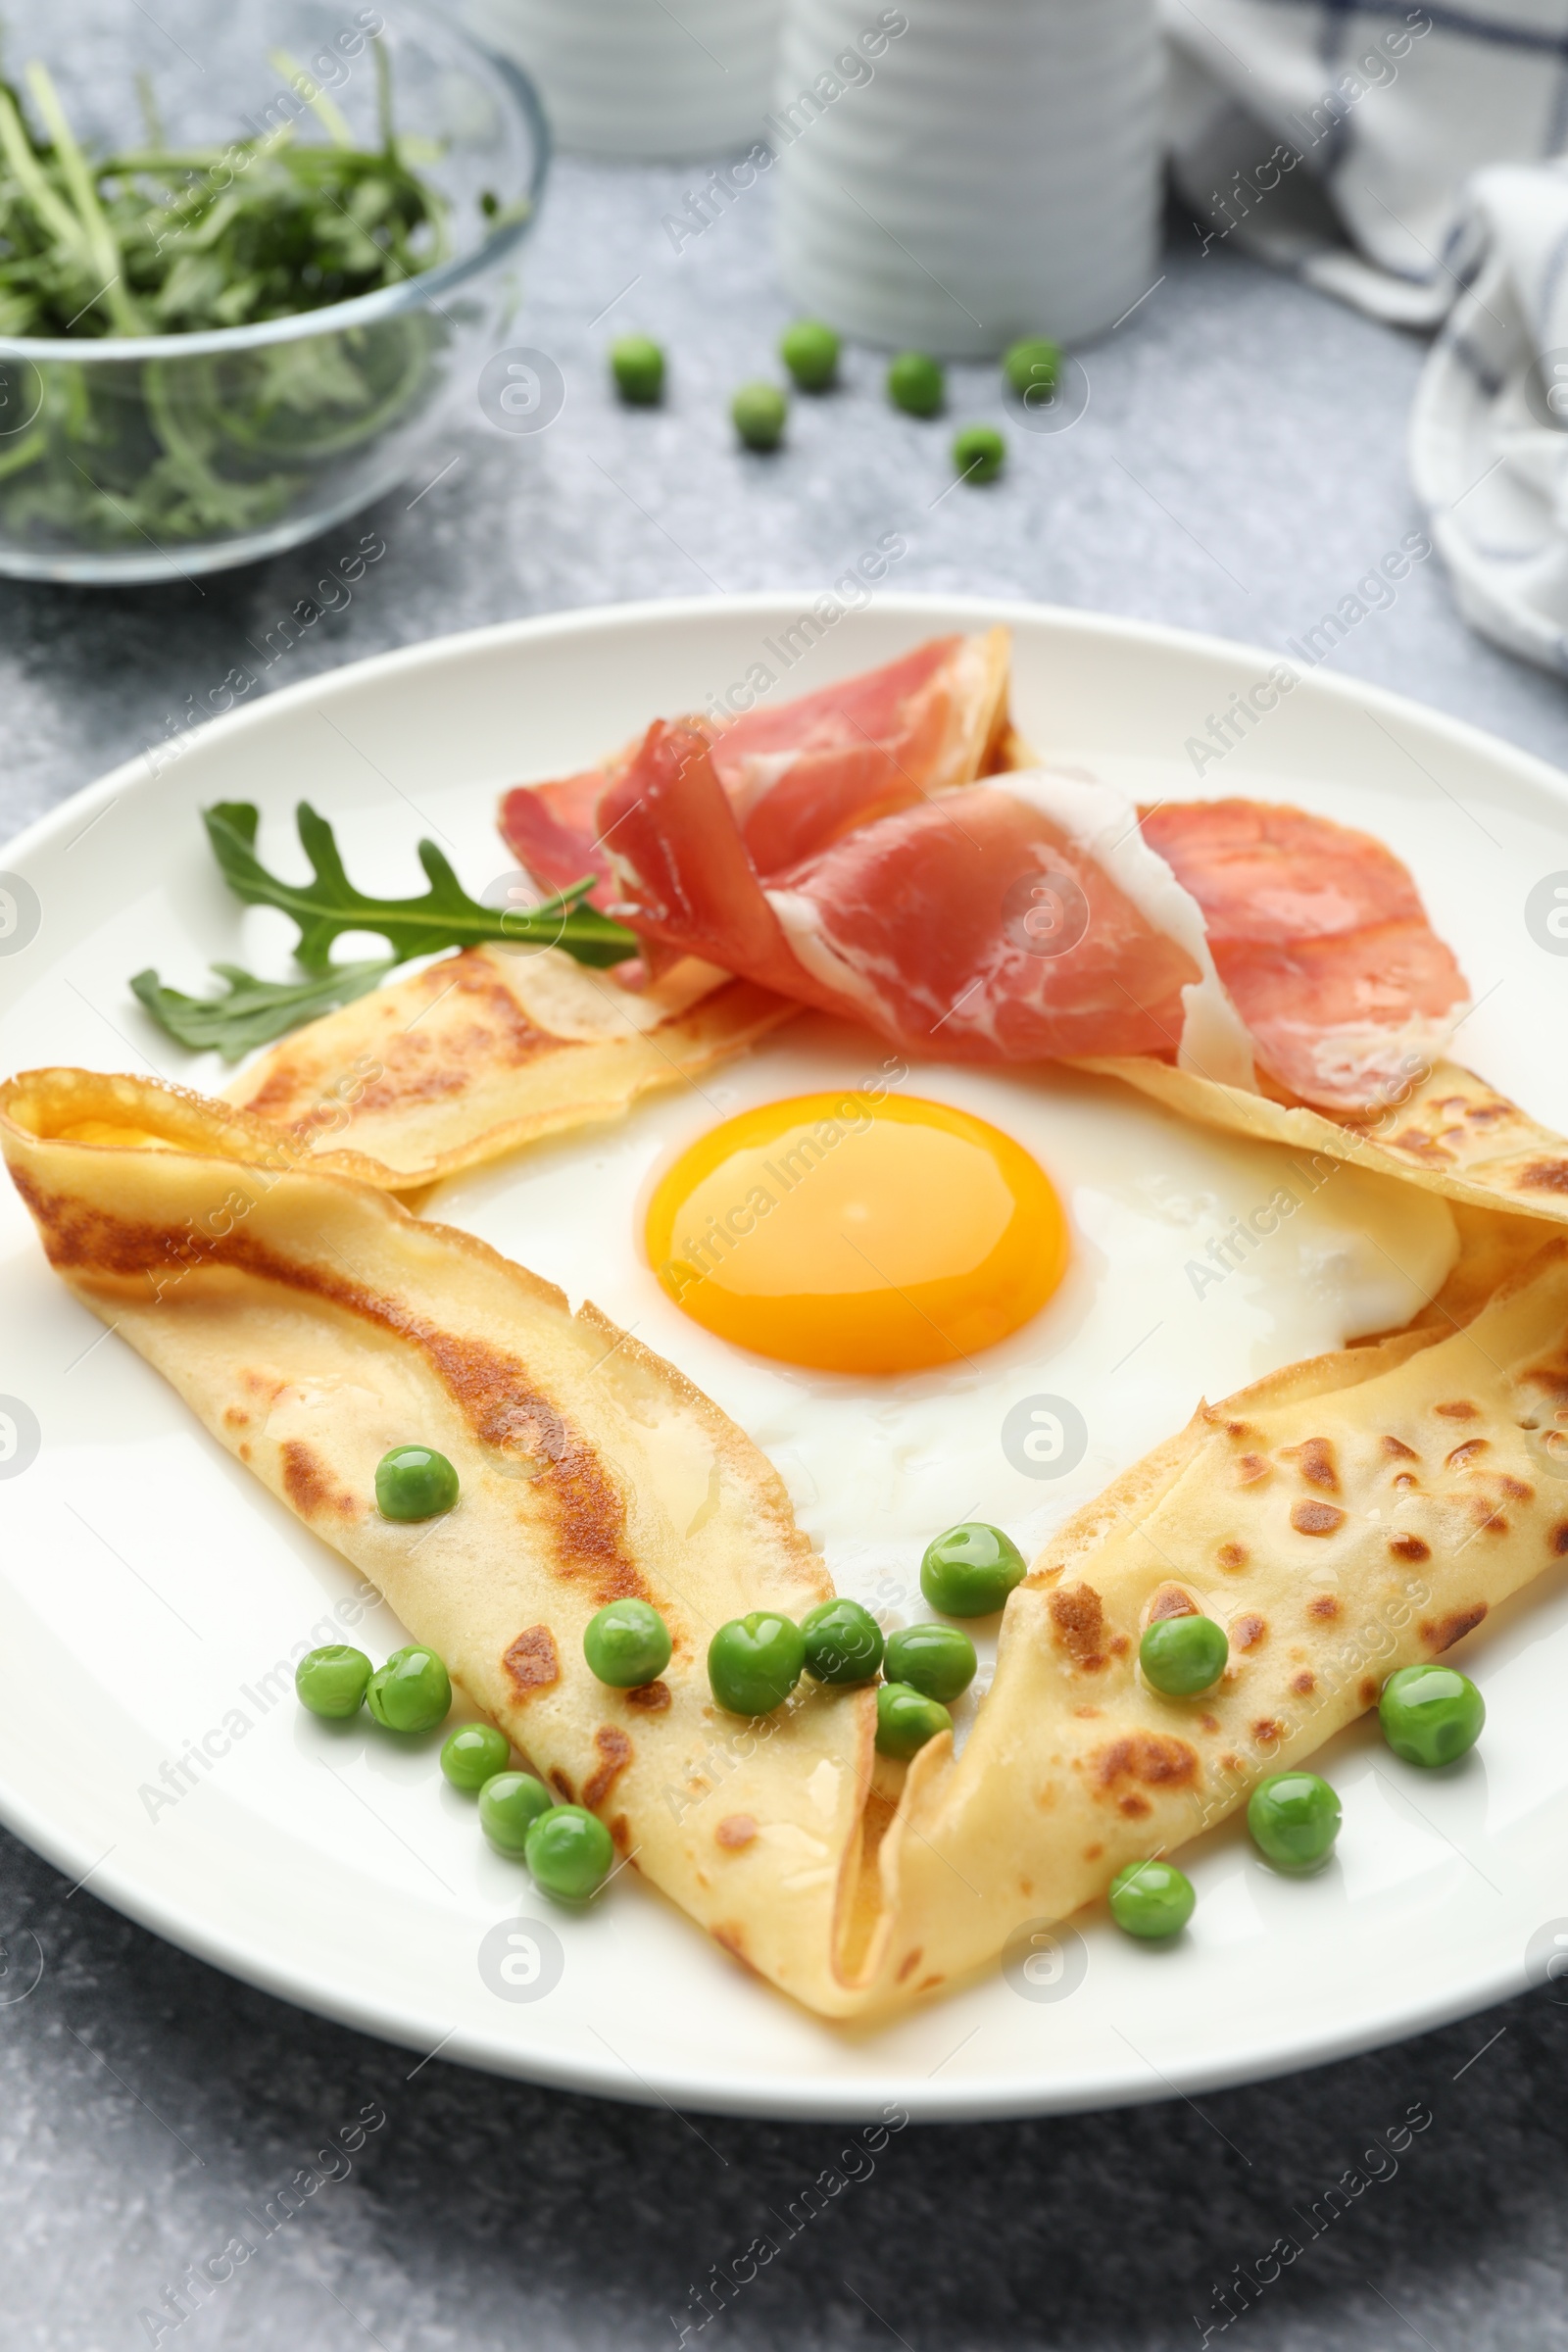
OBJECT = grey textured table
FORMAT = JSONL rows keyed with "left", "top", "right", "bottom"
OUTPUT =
{"left": 6, "top": 157, "right": 1568, "bottom": 2352}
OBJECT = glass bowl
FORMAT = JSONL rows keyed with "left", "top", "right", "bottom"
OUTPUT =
{"left": 0, "top": 0, "right": 547, "bottom": 583}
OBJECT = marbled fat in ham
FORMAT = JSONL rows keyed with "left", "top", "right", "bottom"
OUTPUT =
{"left": 594, "top": 726, "right": 1220, "bottom": 1066}
{"left": 1141, "top": 801, "right": 1470, "bottom": 1111}
{"left": 498, "top": 630, "right": 1010, "bottom": 905}
{"left": 497, "top": 640, "right": 1471, "bottom": 1111}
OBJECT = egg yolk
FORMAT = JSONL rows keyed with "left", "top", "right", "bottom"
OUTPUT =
{"left": 645, "top": 1092, "right": 1068, "bottom": 1373}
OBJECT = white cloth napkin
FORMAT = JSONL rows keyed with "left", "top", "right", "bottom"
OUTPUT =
{"left": 1161, "top": 0, "right": 1568, "bottom": 325}
{"left": 1162, "top": 0, "right": 1568, "bottom": 674}
{"left": 1409, "top": 163, "right": 1568, "bottom": 673}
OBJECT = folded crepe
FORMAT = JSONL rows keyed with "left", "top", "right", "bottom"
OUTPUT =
{"left": 0, "top": 1067, "right": 871, "bottom": 2013}
{"left": 8, "top": 1069, "right": 1567, "bottom": 2020}
{"left": 838, "top": 1237, "right": 1568, "bottom": 2007}
{"left": 222, "top": 946, "right": 791, "bottom": 1193}
{"left": 1081, "top": 1053, "right": 1568, "bottom": 1233}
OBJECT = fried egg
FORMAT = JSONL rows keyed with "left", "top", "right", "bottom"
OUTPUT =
{"left": 429, "top": 1010, "right": 1457, "bottom": 1728}
{"left": 645, "top": 1091, "right": 1069, "bottom": 1373}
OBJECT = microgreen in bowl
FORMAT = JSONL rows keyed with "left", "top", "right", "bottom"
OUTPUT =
{"left": 0, "top": 13, "right": 541, "bottom": 573}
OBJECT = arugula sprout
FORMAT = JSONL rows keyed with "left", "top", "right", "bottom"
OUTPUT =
{"left": 129, "top": 956, "right": 395, "bottom": 1060}
{"left": 132, "top": 802, "right": 639, "bottom": 1061}
{"left": 0, "top": 56, "right": 449, "bottom": 340}
{"left": 0, "top": 47, "right": 519, "bottom": 550}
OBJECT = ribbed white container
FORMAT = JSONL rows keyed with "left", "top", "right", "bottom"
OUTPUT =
{"left": 466, "top": 0, "right": 785, "bottom": 161}
{"left": 772, "top": 0, "right": 1163, "bottom": 356}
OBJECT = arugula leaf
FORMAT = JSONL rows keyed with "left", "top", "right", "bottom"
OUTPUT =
{"left": 129, "top": 956, "right": 394, "bottom": 1060}
{"left": 130, "top": 803, "right": 641, "bottom": 1060}
{"left": 203, "top": 801, "right": 637, "bottom": 971}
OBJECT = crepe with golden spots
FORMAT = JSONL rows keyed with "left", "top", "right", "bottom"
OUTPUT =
{"left": 1072, "top": 1054, "right": 1568, "bottom": 1237}
{"left": 222, "top": 945, "right": 792, "bottom": 1192}
{"left": 0, "top": 1066, "right": 871, "bottom": 2015}
{"left": 10, "top": 1066, "right": 1568, "bottom": 2021}
{"left": 833, "top": 1236, "right": 1568, "bottom": 2009}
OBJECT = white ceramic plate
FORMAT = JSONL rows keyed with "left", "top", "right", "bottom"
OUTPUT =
{"left": 3, "top": 593, "right": 1567, "bottom": 2123}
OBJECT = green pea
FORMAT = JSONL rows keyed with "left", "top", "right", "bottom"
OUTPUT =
{"left": 875, "top": 1681, "right": 952, "bottom": 1760}
{"left": 294, "top": 1643, "right": 372, "bottom": 1719}
{"left": 952, "top": 423, "right": 1006, "bottom": 485}
{"left": 801, "top": 1597, "right": 884, "bottom": 1687}
{"left": 1248, "top": 1771, "right": 1341, "bottom": 1874}
{"left": 611, "top": 333, "right": 664, "bottom": 405}
{"left": 478, "top": 1769, "right": 554, "bottom": 1853}
{"left": 920, "top": 1522, "right": 1026, "bottom": 1618}
{"left": 441, "top": 1721, "right": 511, "bottom": 1791}
{"left": 1108, "top": 1857, "right": 1195, "bottom": 1939}
{"left": 780, "top": 318, "right": 841, "bottom": 391}
{"left": 365, "top": 1644, "right": 452, "bottom": 1734}
{"left": 884, "top": 1622, "right": 976, "bottom": 1704}
{"left": 525, "top": 1803, "right": 615, "bottom": 1902}
{"left": 1379, "top": 1664, "right": 1485, "bottom": 1767}
{"left": 731, "top": 380, "right": 788, "bottom": 451}
{"left": 374, "top": 1445, "right": 459, "bottom": 1523}
{"left": 1002, "top": 336, "right": 1060, "bottom": 401}
{"left": 583, "top": 1598, "right": 671, "bottom": 1690}
{"left": 1140, "top": 1614, "right": 1228, "bottom": 1697}
{"left": 887, "top": 350, "right": 945, "bottom": 417}
{"left": 708, "top": 1612, "right": 806, "bottom": 1715}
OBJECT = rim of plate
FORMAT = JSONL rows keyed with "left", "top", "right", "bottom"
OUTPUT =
{"left": 0, "top": 590, "right": 1560, "bottom": 2123}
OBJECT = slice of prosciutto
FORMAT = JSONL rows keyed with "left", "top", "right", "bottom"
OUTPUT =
{"left": 497, "top": 636, "right": 1470, "bottom": 1113}
{"left": 589, "top": 726, "right": 1469, "bottom": 1108}
{"left": 1141, "top": 801, "right": 1471, "bottom": 1111}
{"left": 592, "top": 724, "right": 1256, "bottom": 1079}
{"left": 497, "top": 629, "right": 1011, "bottom": 906}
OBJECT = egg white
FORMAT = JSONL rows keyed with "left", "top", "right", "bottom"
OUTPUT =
{"left": 427, "top": 1012, "right": 1456, "bottom": 1734}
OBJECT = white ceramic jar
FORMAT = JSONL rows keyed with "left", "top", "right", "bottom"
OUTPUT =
{"left": 467, "top": 0, "right": 786, "bottom": 161}
{"left": 772, "top": 0, "right": 1163, "bottom": 355}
